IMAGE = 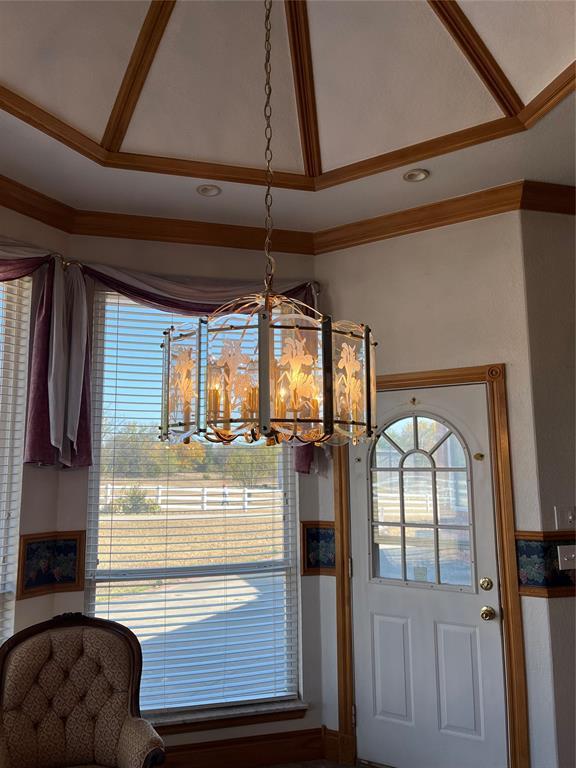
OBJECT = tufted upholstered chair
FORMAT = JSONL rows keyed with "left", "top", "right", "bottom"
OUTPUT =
{"left": 0, "top": 613, "right": 165, "bottom": 768}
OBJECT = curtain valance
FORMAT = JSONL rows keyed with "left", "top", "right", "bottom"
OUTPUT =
{"left": 0, "top": 239, "right": 316, "bottom": 471}
{"left": 82, "top": 263, "right": 316, "bottom": 315}
{"left": 0, "top": 256, "right": 50, "bottom": 281}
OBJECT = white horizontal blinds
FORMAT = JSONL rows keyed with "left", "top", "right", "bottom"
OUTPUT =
{"left": 87, "top": 291, "right": 299, "bottom": 715}
{"left": 0, "top": 278, "right": 31, "bottom": 642}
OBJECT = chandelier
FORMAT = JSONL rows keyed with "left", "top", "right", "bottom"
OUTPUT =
{"left": 160, "top": 0, "right": 376, "bottom": 446}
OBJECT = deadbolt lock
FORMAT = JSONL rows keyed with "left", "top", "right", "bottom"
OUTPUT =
{"left": 480, "top": 605, "right": 497, "bottom": 621}
{"left": 479, "top": 576, "right": 493, "bottom": 591}
{"left": 473, "top": 452, "right": 485, "bottom": 461}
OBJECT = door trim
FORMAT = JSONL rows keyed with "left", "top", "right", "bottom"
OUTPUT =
{"left": 334, "top": 442, "right": 356, "bottom": 764}
{"left": 334, "top": 363, "right": 529, "bottom": 768}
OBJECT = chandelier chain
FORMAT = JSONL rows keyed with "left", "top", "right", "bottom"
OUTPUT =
{"left": 264, "top": 0, "right": 275, "bottom": 293}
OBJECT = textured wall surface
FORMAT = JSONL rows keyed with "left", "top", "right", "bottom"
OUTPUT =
{"left": 4, "top": 205, "right": 574, "bottom": 762}
{"left": 313, "top": 211, "right": 573, "bottom": 767}
{"left": 521, "top": 211, "right": 575, "bottom": 768}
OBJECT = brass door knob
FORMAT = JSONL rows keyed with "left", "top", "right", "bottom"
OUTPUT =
{"left": 480, "top": 605, "right": 497, "bottom": 621}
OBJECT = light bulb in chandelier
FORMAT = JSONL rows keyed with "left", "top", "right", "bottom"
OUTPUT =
{"left": 160, "top": 292, "right": 376, "bottom": 446}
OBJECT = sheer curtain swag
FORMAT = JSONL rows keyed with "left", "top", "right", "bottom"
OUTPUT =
{"left": 0, "top": 239, "right": 316, "bottom": 471}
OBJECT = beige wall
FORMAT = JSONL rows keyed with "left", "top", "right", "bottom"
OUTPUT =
{"left": 521, "top": 211, "right": 575, "bottom": 768}
{"left": 521, "top": 211, "right": 575, "bottom": 529}
{"left": 313, "top": 210, "right": 575, "bottom": 768}
{"left": 3, "top": 205, "right": 575, "bottom": 761}
{"left": 68, "top": 234, "right": 314, "bottom": 281}
{"left": 315, "top": 211, "right": 540, "bottom": 529}
{"left": 0, "top": 207, "right": 69, "bottom": 257}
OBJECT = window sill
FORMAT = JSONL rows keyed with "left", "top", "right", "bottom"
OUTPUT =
{"left": 152, "top": 700, "right": 309, "bottom": 735}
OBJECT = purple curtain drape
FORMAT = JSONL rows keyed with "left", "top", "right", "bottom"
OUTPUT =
{"left": 83, "top": 263, "right": 316, "bottom": 316}
{"left": 20, "top": 261, "right": 92, "bottom": 468}
{"left": 0, "top": 251, "right": 77, "bottom": 466}
{"left": 294, "top": 442, "right": 314, "bottom": 474}
{"left": 1, "top": 245, "right": 317, "bottom": 473}
{"left": 0, "top": 255, "right": 49, "bottom": 281}
{"left": 23, "top": 261, "right": 56, "bottom": 465}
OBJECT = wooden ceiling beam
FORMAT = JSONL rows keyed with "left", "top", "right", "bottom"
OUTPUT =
{"left": 0, "top": 85, "right": 107, "bottom": 163}
{"left": 315, "top": 116, "right": 523, "bottom": 189}
{"left": 104, "top": 150, "right": 315, "bottom": 190}
{"left": 428, "top": 0, "right": 524, "bottom": 116}
{"left": 0, "top": 59, "right": 573, "bottom": 191}
{"left": 285, "top": 0, "right": 322, "bottom": 177}
{"left": 101, "top": 0, "right": 177, "bottom": 152}
{"left": 0, "top": 84, "right": 313, "bottom": 189}
{"left": 1, "top": 175, "right": 573, "bottom": 256}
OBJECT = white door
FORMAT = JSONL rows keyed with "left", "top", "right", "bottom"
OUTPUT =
{"left": 351, "top": 384, "right": 508, "bottom": 768}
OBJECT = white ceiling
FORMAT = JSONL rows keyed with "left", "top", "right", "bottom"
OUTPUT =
{"left": 122, "top": 0, "right": 304, "bottom": 172}
{"left": 459, "top": 0, "right": 576, "bottom": 102}
{"left": 0, "top": 92, "right": 573, "bottom": 231}
{"left": 308, "top": 0, "right": 503, "bottom": 170}
{"left": 0, "top": 0, "right": 574, "bottom": 231}
{"left": 0, "top": 1, "right": 149, "bottom": 140}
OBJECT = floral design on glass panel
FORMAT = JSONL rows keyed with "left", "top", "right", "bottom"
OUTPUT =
{"left": 370, "top": 414, "right": 474, "bottom": 589}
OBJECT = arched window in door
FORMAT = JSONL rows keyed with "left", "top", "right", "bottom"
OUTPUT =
{"left": 370, "top": 414, "right": 474, "bottom": 589}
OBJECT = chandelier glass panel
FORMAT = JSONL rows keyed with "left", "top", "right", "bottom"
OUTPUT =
{"left": 161, "top": 294, "right": 376, "bottom": 445}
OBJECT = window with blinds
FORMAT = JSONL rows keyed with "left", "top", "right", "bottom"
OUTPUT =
{"left": 0, "top": 277, "right": 31, "bottom": 642}
{"left": 86, "top": 291, "right": 299, "bottom": 716}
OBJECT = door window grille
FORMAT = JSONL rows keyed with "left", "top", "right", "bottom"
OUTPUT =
{"left": 371, "top": 414, "right": 474, "bottom": 589}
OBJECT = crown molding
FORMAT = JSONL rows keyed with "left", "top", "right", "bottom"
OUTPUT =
{"left": 1, "top": 175, "right": 573, "bottom": 255}
{"left": 285, "top": 0, "right": 322, "bottom": 177}
{"left": 0, "top": 174, "right": 75, "bottom": 232}
{"left": 314, "top": 181, "right": 575, "bottom": 253}
{"left": 521, "top": 180, "right": 576, "bottom": 215}
{"left": 314, "top": 182, "right": 525, "bottom": 253}
{"left": 428, "top": 1, "right": 523, "bottom": 116}
{"left": 518, "top": 61, "right": 576, "bottom": 129}
{"left": 72, "top": 209, "right": 315, "bottom": 254}
{"left": 0, "top": 173, "right": 314, "bottom": 250}
{"left": 101, "top": 0, "right": 176, "bottom": 152}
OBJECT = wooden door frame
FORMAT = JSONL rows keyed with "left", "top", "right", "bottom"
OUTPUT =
{"left": 333, "top": 363, "right": 530, "bottom": 768}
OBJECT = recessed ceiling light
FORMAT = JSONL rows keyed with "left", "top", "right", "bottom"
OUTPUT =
{"left": 196, "top": 184, "right": 222, "bottom": 197}
{"left": 402, "top": 168, "right": 430, "bottom": 183}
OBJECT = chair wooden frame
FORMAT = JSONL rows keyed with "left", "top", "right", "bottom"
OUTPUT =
{"left": 0, "top": 612, "right": 165, "bottom": 768}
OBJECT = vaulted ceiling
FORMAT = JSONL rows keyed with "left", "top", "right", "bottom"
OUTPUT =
{"left": 0, "top": 0, "right": 574, "bottom": 233}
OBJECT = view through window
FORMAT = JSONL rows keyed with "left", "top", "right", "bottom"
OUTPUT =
{"left": 371, "top": 415, "right": 474, "bottom": 589}
{"left": 86, "top": 291, "right": 299, "bottom": 715}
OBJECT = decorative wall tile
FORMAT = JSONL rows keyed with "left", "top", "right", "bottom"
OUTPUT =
{"left": 301, "top": 521, "right": 336, "bottom": 575}
{"left": 516, "top": 537, "right": 576, "bottom": 589}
